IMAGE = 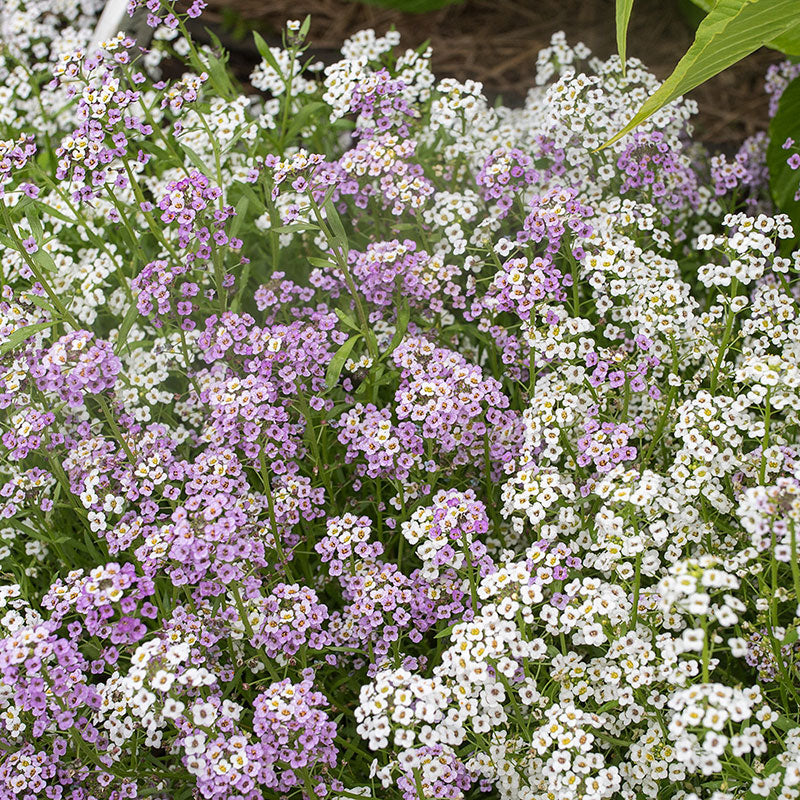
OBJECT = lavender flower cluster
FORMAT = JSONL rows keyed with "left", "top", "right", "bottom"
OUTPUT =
{"left": 0, "top": 2, "right": 800, "bottom": 800}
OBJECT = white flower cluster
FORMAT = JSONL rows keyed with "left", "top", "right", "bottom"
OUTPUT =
{"left": 98, "top": 636, "right": 217, "bottom": 755}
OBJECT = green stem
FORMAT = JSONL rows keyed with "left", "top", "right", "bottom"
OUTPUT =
{"left": 96, "top": 395, "right": 136, "bottom": 466}
{"left": 259, "top": 448, "right": 293, "bottom": 577}
{"left": 629, "top": 549, "right": 642, "bottom": 631}
{"left": 709, "top": 282, "right": 738, "bottom": 395}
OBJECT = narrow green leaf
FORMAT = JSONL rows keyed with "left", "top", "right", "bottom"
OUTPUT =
{"left": 24, "top": 206, "right": 43, "bottom": 240}
{"left": 253, "top": 32, "right": 284, "bottom": 77}
{"left": 114, "top": 303, "right": 140, "bottom": 355}
{"left": 320, "top": 183, "right": 338, "bottom": 209}
{"left": 325, "top": 401, "right": 352, "bottom": 421}
{"left": 32, "top": 249, "right": 57, "bottom": 272}
{"left": 179, "top": 142, "right": 208, "bottom": 173}
{"left": 202, "top": 30, "right": 237, "bottom": 100}
{"left": 435, "top": 622, "right": 457, "bottom": 639}
{"left": 307, "top": 256, "right": 339, "bottom": 270}
{"left": 774, "top": 714, "right": 799, "bottom": 733}
{"left": 0, "top": 322, "right": 55, "bottom": 357}
{"left": 272, "top": 223, "right": 319, "bottom": 234}
{"left": 324, "top": 199, "right": 348, "bottom": 256}
{"left": 141, "top": 140, "right": 172, "bottom": 162}
{"left": 229, "top": 194, "right": 250, "bottom": 241}
{"left": 299, "top": 15, "right": 311, "bottom": 40}
{"left": 335, "top": 308, "right": 360, "bottom": 332}
{"left": 384, "top": 298, "right": 410, "bottom": 358}
{"left": 22, "top": 294, "right": 56, "bottom": 314}
{"left": 233, "top": 183, "right": 266, "bottom": 215}
{"left": 83, "top": 528, "right": 105, "bottom": 561}
{"left": 37, "top": 203, "right": 77, "bottom": 225}
{"left": 325, "top": 334, "right": 360, "bottom": 389}
{"left": 615, "top": 0, "right": 635, "bottom": 74}
{"left": 603, "top": 0, "right": 800, "bottom": 148}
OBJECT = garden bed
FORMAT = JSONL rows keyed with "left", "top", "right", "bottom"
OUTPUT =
{"left": 1, "top": 1, "right": 799, "bottom": 799}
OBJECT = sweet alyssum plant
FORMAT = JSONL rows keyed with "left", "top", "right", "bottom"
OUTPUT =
{"left": 1, "top": 1, "right": 800, "bottom": 799}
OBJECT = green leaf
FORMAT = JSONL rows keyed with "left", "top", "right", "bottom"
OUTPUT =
{"left": 37, "top": 203, "right": 77, "bottom": 225}
{"left": 22, "top": 294, "right": 56, "bottom": 314}
{"left": 141, "top": 140, "right": 172, "bottom": 162}
{"left": 615, "top": 0, "right": 635, "bottom": 74}
{"left": 771, "top": 21, "right": 800, "bottom": 56}
{"left": 383, "top": 298, "right": 410, "bottom": 359}
{"left": 334, "top": 308, "right": 360, "bottom": 332}
{"left": 774, "top": 714, "right": 798, "bottom": 733}
{"left": 435, "top": 622, "right": 457, "bottom": 639}
{"left": 299, "top": 15, "right": 311, "bottom": 40}
{"left": 114, "top": 302, "right": 140, "bottom": 355}
{"left": 179, "top": 142, "right": 209, "bottom": 173}
{"left": 324, "top": 199, "right": 349, "bottom": 256}
{"left": 767, "top": 75, "right": 800, "bottom": 235}
{"left": 0, "top": 322, "right": 55, "bottom": 357}
{"left": 253, "top": 32, "right": 284, "bottom": 77}
{"left": 202, "top": 29, "right": 238, "bottom": 100}
{"left": 272, "top": 223, "right": 319, "bottom": 234}
{"left": 24, "top": 206, "right": 43, "bottom": 240}
{"left": 320, "top": 183, "right": 338, "bottom": 209}
{"left": 687, "top": 0, "right": 800, "bottom": 53}
{"left": 32, "top": 249, "right": 57, "bottom": 272}
{"left": 232, "top": 183, "right": 266, "bottom": 216}
{"left": 229, "top": 194, "right": 250, "bottom": 241}
{"left": 325, "top": 334, "right": 360, "bottom": 389}
{"left": 325, "top": 401, "right": 352, "bottom": 421}
{"left": 603, "top": 0, "right": 800, "bottom": 147}
{"left": 284, "top": 101, "right": 326, "bottom": 144}
{"left": 307, "top": 256, "right": 339, "bottom": 270}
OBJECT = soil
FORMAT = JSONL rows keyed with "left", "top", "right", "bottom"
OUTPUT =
{"left": 198, "top": 0, "right": 783, "bottom": 153}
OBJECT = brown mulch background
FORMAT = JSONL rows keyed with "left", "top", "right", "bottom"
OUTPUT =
{"left": 199, "top": 0, "right": 782, "bottom": 153}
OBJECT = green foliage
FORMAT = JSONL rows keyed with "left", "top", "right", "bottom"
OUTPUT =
{"left": 605, "top": 0, "right": 800, "bottom": 147}
{"left": 767, "top": 75, "right": 800, "bottom": 236}
{"left": 676, "top": 0, "right": 707, "bottom": 30}
{"left": 325, "top": 334, "right": 361, "bottom": 389}
{"left": 687, "top": 0, "right": 800, "bottom": 55}
{"left": 615, "top": 0, "right": 635, "bottom": 76}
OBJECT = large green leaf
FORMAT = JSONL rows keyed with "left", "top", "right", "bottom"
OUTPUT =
{"left": 604, "top": 0, "right": 800, "bottom": 148}
{"left": 767, "top": 75, "right": 800, "bottom": 237}
{"left": 688, "top": 0, "right": 800, "bottom": 54}
{"left": 616, "top": 0, "right": 635, "bottom": 74}
{"left": 771, "top": 24, "right": 800, "bottom": 56}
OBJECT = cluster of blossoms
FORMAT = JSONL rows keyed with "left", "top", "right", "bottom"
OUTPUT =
{"left": 401, "top": 489, "right": 494, "bottom": 580}
{"left": 36, "top": 330, "right": 122, "bottom": 409}
{"left": 2, "top": 2, "right": 800, "bottom": 800}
